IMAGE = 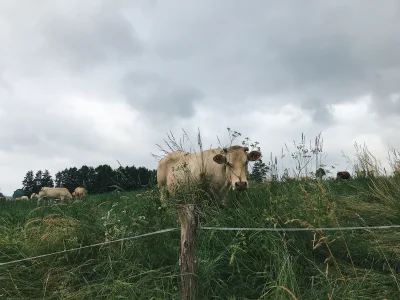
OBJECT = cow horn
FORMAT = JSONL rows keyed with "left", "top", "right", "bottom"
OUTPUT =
{"left": 244, "top": 146, "right": 249, "bottom": 152}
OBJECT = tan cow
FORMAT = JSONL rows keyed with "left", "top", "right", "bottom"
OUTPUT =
{"left": 15, "top": 197, "right": 22, "bottom": 201}
{"left": 157, "top": 145, "right": 262, "bottom": 203}
{"left": 38, "top": 187, "right": 73, "bottom": 205}
{"left": 0, "top": 197, "right": 6, "bottom": 201}
{"left": 30, "top": 193, "right": 39, "bottom": 200}
{"left": 21, "top": 196, "right": 29, "bottom": 201}
{"left": 72, "top": 187, "right": 87, "bottom": 199}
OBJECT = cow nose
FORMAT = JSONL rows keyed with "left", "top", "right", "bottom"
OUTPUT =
{"left": 235, "top": 181, "right": 248, "bottom": 190}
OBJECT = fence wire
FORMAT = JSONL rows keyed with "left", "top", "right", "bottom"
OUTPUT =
{"left": 1, "top": 224, "right": 400, "bottom": 267}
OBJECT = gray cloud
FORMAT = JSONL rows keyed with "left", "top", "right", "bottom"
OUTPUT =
{"left": 277, "top": 34, "right": 365, "bottom": 88}
{"left": 38, "top": 4, "right": 143, "bottom": 72}
{"left": 120, "top": 71, "right": 204, "bottom": 120}
{"left": 1, "top": 0, "right": 400, "bottom": 195}
{"left": 0, "top": 101, "right": 100, "bottom": 156}
{"left": 149, "top": 0, "right": 400, "bottom": 116}
{"left": 300, "top": 98, "right": 334, "bottom": 125}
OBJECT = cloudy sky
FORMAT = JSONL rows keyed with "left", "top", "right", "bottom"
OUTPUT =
{"left": 1, "top": 0, "right": 400, "bottom": 195}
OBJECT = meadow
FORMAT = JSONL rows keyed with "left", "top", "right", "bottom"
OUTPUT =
{"left": 1, "top": 131, "right": 400, "bottom": 299}
{"left": 1, "top": 175, "right": 400, "bottom": 299}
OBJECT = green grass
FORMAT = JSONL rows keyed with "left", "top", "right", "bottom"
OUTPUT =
{"left": 1, "top": 178, "right": 400, "bottom": 299}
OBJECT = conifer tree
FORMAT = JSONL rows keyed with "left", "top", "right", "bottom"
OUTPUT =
{"left": 250, "top": 159, "right": 269, "bottom": 183}
{"left": 22, "top": 170, "right": 35, "bottom": 195}
{"left": 41, "top": 169, "right": 54, "bottom": 188}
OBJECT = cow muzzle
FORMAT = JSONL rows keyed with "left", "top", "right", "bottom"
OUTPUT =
{"left": 234, "top": 181, "right": 248, "bottom": 191}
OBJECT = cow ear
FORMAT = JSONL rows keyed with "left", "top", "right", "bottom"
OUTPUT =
{"left": 213, "top": 154, "right": 226, "bottom": 164}
{"left": 247, "top": 151, "right": 262, "bottom": 161}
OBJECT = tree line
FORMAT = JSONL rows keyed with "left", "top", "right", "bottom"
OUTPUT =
{"left": 12, "top": 164, "right": 157, "bottom": 198}
{"left": 10, "top": 161, "right": 266, "bottom": 198}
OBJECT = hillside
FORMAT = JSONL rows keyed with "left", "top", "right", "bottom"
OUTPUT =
{"left": 1, "top": 177, "right": 400, "bottom": 299}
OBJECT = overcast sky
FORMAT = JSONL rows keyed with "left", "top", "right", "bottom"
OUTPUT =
{"left": 1, "top": 0, "right": 400, "bottom": 195}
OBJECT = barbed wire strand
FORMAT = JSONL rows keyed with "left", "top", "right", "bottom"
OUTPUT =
{"left": 200, "top": 224, "right": 400, "bottom": 232}
{"left": 0, "top": 228, "right": 179, "bottom": 267}
{"left": 2, "top": 224, "right": 400, "bottom": 267}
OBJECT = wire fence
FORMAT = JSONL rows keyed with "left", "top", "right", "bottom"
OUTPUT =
{"left": 201, "top": 224, "right": 400, "bottom": 232}
{"left": 0, "top": 228, "right": 178, "bottom": 267}
{"left": 1, "top": 224, "right": 400, "bottom": 267}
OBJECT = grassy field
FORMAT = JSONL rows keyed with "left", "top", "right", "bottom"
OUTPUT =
{"left": 1, "top": 176, "right": 400, "bottom": 299}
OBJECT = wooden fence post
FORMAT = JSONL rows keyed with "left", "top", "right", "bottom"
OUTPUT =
{"left": 178, "top": 204, "right": 196, "bottom": 300}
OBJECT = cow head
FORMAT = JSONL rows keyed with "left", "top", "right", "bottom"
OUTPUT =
{"left": 213, "top": 145, "right": 262, "bottom": 191}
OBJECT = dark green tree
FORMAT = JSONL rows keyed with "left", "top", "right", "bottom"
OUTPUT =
{"left": 22, "top": 170, "right": 35, "bottom": 196}
{"left": 250, "top": 159, "right": 269, "bottom": 183}
{"left": 316, "top": 167, "right": 326, "bottom": 179}
{"left": 65, "top": 167, "right": 80, "bottom": 191}
{"left": 113, "top": 165, "right": 157, "bottom": 191}
{"left": 115, "top": 165, "right": 139, "bottom": 190}
{"left": 55, "top": 170, "right": 64, "bottom": 187}
{"left": 92, "top": 164, "right": 116, "bottom": 194}
{"left": 27, "top": 163, "right": 156, "bottom": 196}
{"left": 80, "top": 166, "right": 97, "bottom": 193}
{"left": 55, "top": 167, "right": 80, "bottom": 192}
{"left": 34, "top": 170, "right": 43, "bottom": 194}
{"left": 137, "top": 166, "right": 156, "bottom": 188}
{"left": 78, "top": 165, "right": 91, "bottom": 189}
{"left": 41, "top": 169, "right": 54, "bottom": 188}
{"left": 12, "top": 189, "right": 25, "bottom": 198}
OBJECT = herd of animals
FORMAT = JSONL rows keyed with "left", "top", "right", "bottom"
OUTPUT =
{"left": 0, "top": 186, "right": 87, "bottom": 205}
{"left": 0, "top": 146, "right": 353, "bottom": 204}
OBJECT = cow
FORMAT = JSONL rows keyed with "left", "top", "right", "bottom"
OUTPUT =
{"left": 20, "top": 196, "right": 29, "bottom": 201}
{"left": 31, "top": 193, "right": 39, "bottom": 200}
{"left": 37, "top": 187, "right": 73, "bottom": 206}
{"left": 0, "top": 197, "right": 6, "bottom": 201}
{"left": 72, "top": 187, "right": 87, "bottom": 199}
{"left": 157, "top": 145, "right": 262, "bottom": 203}
{"left": 15, "top": 197, "right": 22, "bottom": 201}
{"left": 337, "top": 171, "right": 351, "bottom": 180}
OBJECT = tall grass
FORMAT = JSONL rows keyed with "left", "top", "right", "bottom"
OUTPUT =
{"left": 1, "top": 131, "right": 400, "bottom": 299}
{"left": 1, "top": 178, "right": 399, "bottom": 299}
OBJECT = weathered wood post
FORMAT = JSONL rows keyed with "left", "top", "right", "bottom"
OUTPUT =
{"left": 178, "top": 204, "right": 196, "bottom": 300}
